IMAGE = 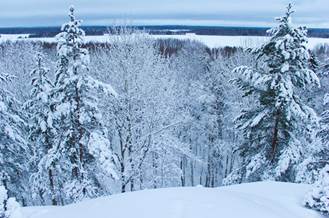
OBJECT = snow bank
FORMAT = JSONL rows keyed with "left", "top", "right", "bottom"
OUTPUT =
{"left": 22, "top": 182, "right": 321, "bottom": 218}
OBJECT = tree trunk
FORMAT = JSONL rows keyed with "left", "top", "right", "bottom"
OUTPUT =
{"left": 271, "top": 110, "right": 280, "bottom": 162}
{"left": 75, "top": 82, "right": 84, "bottom": 170}
{"left": 48, "top": 167, "right": 57, "bottom": 205}
{"left": 180, "top": 158, "right": 186, "bottom": 186}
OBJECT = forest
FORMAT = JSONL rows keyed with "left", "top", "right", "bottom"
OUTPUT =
{"left": 1, "top": 4, "right": 329, "bottom": 217}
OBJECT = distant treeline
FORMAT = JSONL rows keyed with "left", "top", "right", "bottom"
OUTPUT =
{"left": 0, "top": 25, "right": 329, "bottom": 38}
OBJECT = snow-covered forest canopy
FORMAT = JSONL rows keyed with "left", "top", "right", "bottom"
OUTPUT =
{"left": 1, "top": 3, "right": 329, "bottom": 217}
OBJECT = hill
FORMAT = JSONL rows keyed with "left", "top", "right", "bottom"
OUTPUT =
{"left": 22, "top": 182, "right": 322, "bottom": 218}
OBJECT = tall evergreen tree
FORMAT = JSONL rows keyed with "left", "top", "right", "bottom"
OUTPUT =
{"left": 25, "top": 53, "right": 58, "bottom": 205}
{"left": 47, "top": 6, "right": 117, "bottom": 204}
{"left": 225, "top": 4, "right": 320, "bottom": 184}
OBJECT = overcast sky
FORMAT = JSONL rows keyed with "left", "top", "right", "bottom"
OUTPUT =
{"left": 0, "top": 0, "right": 328, "bottom": 28}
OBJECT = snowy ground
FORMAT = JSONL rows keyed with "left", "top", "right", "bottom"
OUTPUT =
{"left": 1, "top": 33, "right": 329, "bottom": 49}
{"left": 22, "top": 182, "right": 323, "bottom": 218}
{"left": 152, "top": 34, "right": 329, "bottom": 49}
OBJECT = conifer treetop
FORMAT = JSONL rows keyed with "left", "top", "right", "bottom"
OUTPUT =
{"left": 57, "top": 5, "right": 85, "bottom": 54}
{"left": 277, "top": 3, "right": 294, "bottom": 24}
{"left": 32, "top": 53, "right": 47, "bottom": 77}
{"left": 69, "top": 5, "right": 75, "bottom": 22}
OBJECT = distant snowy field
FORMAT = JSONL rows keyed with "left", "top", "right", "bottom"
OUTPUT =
{"left": 22, "top": 182, "right": 321, "bottom": 218}
{"left": 153, "top": 34, "right": 329, "bottom": 49}
{"left": 1, "top": 33, "right": 329, "bottom": 49}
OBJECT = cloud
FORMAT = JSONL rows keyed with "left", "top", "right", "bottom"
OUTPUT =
{"left": 0, "top": 0, "right": 328, "bottom": 27}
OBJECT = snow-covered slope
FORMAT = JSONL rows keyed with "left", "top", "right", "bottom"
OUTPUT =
{"left": 22, "top": 182, "right": 322, "bottom": 218}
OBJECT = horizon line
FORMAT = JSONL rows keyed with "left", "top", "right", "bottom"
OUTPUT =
{"left": 0, "top": 24, "right": 329, "bottom": 30}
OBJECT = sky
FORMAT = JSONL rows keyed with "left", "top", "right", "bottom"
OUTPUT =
{"left": 0, "top": 0, "right": 328, "bottom": 28}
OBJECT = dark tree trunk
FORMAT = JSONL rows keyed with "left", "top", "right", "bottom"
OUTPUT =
{"left": 271, "top": 110, "right": 280, "bottom": 162}
{"left": 48, "top": 167, "right": 58, "bottom": 205}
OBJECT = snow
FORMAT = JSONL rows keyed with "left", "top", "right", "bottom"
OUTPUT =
{"left": 0, "top": 101, "right": 7, "bottom": 112}
{"left": 0, "top": 186, "right": 23, "bottom": 218}
{"left": 4, "top": 125, "right": 15, "bottom": 140}
{"left": 323, "top": 93, "right": 329, "bottom": 106}
{"left": 0, "top": 186, "right": 6, "bottom": 216}
{"left": 250, "top": 110, "right": 268, "bottom": 127}
{"left": 305, "top": 165, "right": 329, "bottom": 214}
{"left": 281, "top": 62, "right": 290, "bottom": 72}
{"left": 152, "top": 34, "right": 329, "bottom": 49}
{"left": 0, "top": 34, "right": 30, "bottom": 40}
{"left": 22, "top": 182, "right": 321, "bottom": 218}
{"left": 246, "top": 153, "right": 267, "bottom": 178}
{"left": 1, "top": 33, "right": 328, "bottom": 49}
{"left": 87, "top": 131, "right": 119, "bottom": 180}
{"left": 6, "top": 198, "right": 24, "bottom": 218}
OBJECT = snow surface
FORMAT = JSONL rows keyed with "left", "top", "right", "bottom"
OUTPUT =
{"left": 1, "top": 33, "right": 329, "bottom": 49}
{"left": 22, "top": 182, "right": 322, "bottom": 218}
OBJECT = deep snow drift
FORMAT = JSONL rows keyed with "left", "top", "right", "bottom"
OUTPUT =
{"left": 22, "top": 182, "right": 322, "bottom": 218}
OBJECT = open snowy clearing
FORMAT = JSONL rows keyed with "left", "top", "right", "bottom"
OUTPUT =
{"left": 1, "top": 33, "right": 329, "bottom": 49}
{"left": 22, "top": 182, "right": 322, "bottom": 218}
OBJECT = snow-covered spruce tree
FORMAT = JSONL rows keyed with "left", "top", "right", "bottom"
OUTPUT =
{"left": 0, "top": 73, "right": 29, "bottom": 204}
{"left": 0, "top": 186, "right": 23, "bottom": 218}
{"left": 225, "top": 4, "right": 320, "bottom": 183}
{"left": 48, "top": 6, "right": 117, "bottom": 204}
{"left": 24, "top": 53, "right": 58, "bottom": 205}
{"left": 304, "top": 165, "right": 329, "bottom": 215}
